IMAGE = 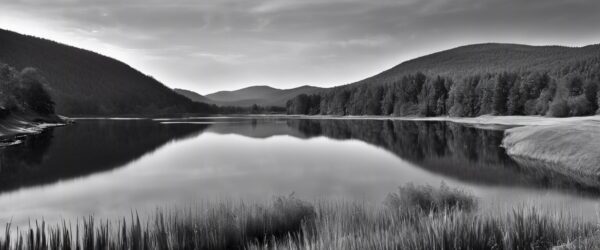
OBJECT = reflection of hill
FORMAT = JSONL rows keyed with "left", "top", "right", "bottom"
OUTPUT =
{"left": 286, "top": 119, "right": 600, "bottom": 193}
{"left": 0, "top": 120, "right": 208, "bottom": 193}
{"left": 206, "top": 119, "right": 308, "bottom": 139}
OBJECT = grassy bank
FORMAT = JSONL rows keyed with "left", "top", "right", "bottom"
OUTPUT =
{"left": 0, "top": 184, "right": 597, "bottom": 250}
{"left": 502, "top": 121, "right": 600, "bottom": 186}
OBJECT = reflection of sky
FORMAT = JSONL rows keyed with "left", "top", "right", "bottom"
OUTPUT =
{"left": 0, "top": 126, "right": 599, "bottom": 227}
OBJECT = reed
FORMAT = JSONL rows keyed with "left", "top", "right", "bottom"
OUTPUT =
{"left": 0, "top": 184, "right": 596, "bottom": 250}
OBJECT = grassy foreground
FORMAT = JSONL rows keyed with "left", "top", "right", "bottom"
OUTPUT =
{"left": 1, "top": 183, "right": 598, "bottom": 250}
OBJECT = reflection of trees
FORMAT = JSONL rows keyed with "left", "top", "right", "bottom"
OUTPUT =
{"left": 290, "top": 119, "right": 512, "bottom": 165}
{"left": 288, "top": 119, "right": 600, "bottom": 193}
{"left": 0, "top": 120, "right": 208, "bottom": 193}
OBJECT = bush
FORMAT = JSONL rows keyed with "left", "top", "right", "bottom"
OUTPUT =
{"left": 384, "top": 182, "right": 477, "bottom": 213}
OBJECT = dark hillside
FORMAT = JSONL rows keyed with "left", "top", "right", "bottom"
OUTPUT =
{"left": 0, "top": 29, "right": 214, "bottom": 116}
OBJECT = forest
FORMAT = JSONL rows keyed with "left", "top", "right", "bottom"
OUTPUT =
{"left": 287, "top": 44, "right": 600, "bottom": 117}
{"left": 217, "top": 104, "right": 286, "bottom": 114}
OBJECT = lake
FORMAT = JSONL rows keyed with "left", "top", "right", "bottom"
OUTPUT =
{"left": 0, "top": 117, "right": 599, "bottom": 226}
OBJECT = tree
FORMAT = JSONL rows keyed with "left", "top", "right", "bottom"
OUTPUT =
{"left": 583, "top": 79, "right": 598, "bottom": 112}
{"left": 287, "top": 94, "right": 310, "bottom": 114}
{"left": 565, "top": 75, "right": 584, "bottom": 97}
{"left": 493, "top": 73, "right": 516, "bottom": 115}
{"left": 250, "top": 104, "right": 260, "bottom": 113}
{"left": 18, "top": 68, "right": 55, "bottom": 115}
{"left": 333, "top": 90, "right": 350, "bottom": 115}
{"left": 567, "top": 95, "right": 592, "bottom": 116}
{"left": 381, "top": 84, "right": 395, "bottom": 115}
{"left": 548, "top": 98, "right": 569, "bottom": 117}
{"left": 477, "top": 76, "right": 495, "bottom": 115}
{"left": 419, "top": 77, "right": 447, "bottom": 116}
{"left": 506, "top": 79, "right": 523, "bottom": 115}
{"left": 365, "top": 86, "right": 383, "bottom": 115}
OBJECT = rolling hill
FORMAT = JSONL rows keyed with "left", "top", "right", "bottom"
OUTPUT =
{"left": 177, "top": 85, "right": 324, "bottom": 107}
{"left": 0, "top": 28, "right": 214, "bottom": 116}
{"left": 173, "top": 88, "right": 213, "bottom": 104}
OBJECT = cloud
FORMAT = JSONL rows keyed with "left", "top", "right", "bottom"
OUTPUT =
{"left": 1, "top": 0, "right": 600, "bottom": 93}
{"left": 190, "top": 52, "right": 246, "bottom": 64}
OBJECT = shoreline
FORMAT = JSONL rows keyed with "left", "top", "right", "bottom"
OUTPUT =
{"left": 502, "top": 121, "right": 600, "bottom": 183}
{"left": 0, "top": 114, "right": 67, "bottom": 147}
{"left": 49, "top": 114, "right": 600, "bottom": 187}
{"left": 70, "top": 113, "right": 600, "bottom": 126}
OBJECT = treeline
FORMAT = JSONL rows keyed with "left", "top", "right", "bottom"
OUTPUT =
{"left": 287, "top": 57, "right": 600, "bottom": 117}
{"left": 0, "top": 63, "right": 55, "bottom": 118}
{"left": 217, "top": 104, "right": 286, "bottom": 114}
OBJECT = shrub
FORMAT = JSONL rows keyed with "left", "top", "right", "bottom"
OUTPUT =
{"left": 384, "top": 182, "right": 477, "bottom": 213}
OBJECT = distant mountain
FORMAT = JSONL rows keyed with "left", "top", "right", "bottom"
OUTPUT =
{"left": 181, "top": 85, "right": 324, "bottom": 107}
{"left": 0, "top": 28, "right": 214, "bottom": 116}
{"left": 173, "top": 88, "right": 213, "bottom": 104}
{"left": 287, "top": 43, "right": 600, "bottom": 117}
{"left": 207, "top": 86, "right": 281, "bottom": 102}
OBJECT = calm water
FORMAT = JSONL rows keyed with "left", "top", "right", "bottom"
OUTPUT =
{"left": 0, "top": 117, "right": 599, "bottom": 226}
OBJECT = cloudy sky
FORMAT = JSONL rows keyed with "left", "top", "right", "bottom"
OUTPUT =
{"left": 1, "top": 0, "right": 600, "bottom": 94}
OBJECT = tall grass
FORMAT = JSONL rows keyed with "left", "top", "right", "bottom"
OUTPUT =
{"left": 0, "top": 184, "right": 597, "bottom": 250}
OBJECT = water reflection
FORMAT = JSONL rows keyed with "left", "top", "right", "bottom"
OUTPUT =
{"left": 206, "top": 118, "right": 600, "bottom": 194}
{"left": 0, "top": 117, "right": 599, "bottom": 226}
{"left": 285, "top": 119, "right": 599, "bottom": 193}
{"left": 0, "top": 119, "right": 208, "bottom": 193}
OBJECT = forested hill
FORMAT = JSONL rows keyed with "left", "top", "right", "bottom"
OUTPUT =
{"left": 358, "top": 43, "right": 600, "bottom": 85}
{"left": 287, "top": 43, "right": 600, "bottom": 117}
{"left": 0, "top": 29, "right": 215, "bottom": 116}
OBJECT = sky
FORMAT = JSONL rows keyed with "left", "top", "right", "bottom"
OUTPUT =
{"left": 1, "top": 0, "right": 600, "bottom": 94}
